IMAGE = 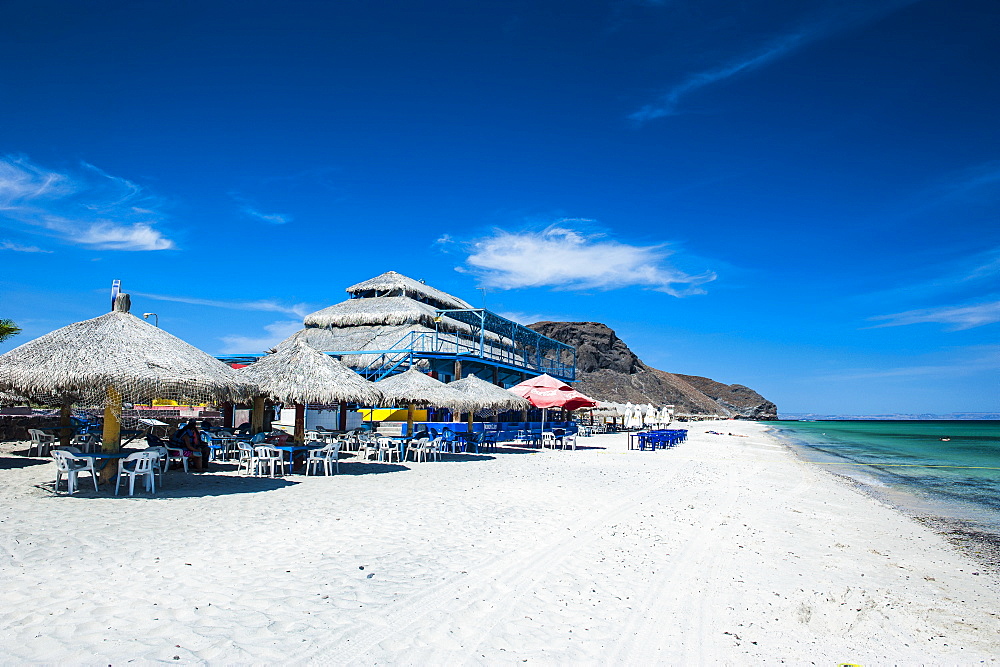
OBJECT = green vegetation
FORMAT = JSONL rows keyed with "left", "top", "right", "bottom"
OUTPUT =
{"left": 0, "top": 318, "right": 22, "bottom": 343}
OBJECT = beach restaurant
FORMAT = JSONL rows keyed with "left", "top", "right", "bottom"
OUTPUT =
{"left": 218, "top": 271, "right": 585, "bottom": 439}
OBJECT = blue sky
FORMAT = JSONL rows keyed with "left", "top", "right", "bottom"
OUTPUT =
{"left": 1, "top": 0, "right": 997, "bottom": 414}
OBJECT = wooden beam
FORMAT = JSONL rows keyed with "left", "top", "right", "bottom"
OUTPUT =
{"left": 100, "top": 385, "right": 122, "bottom": 484}
{"left": 294, "top": 403, "right": 305, "bottom": 444}
{"left": 251, "top": 396, "right": 265, "bottom": 434}
{"left": 59, "top": 401, "right": 73, "bottom": 447}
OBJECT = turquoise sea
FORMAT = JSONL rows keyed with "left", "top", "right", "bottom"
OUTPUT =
{"left": 767, "top": 421, "right": 1000, "bottom": 538}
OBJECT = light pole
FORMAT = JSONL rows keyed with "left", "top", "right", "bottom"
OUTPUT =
{"left": 143, "top": 313, "right": 159, "bottom": 327}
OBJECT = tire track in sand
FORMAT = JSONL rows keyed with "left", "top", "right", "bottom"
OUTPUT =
{"left": 321, "top": 460, "right": 689, "bottom": 665}
{"left": 608, "top": 436, "right": 816, "bottom": 664}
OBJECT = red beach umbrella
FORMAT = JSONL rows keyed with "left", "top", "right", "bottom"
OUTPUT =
{"left": 509, "top": 374, "right": 598, "bottom": 435}
{"left": 508, "top": 374, "right": 598, "bottom": 411}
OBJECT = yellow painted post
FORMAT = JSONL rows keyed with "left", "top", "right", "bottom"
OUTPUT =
{"left": 251, "top": 396, "right": 265, "bottom": 434}
{"left": 100, "top": 385, "right": 122, "bottom": 484}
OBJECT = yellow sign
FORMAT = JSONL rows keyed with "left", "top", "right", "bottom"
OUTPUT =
{"left": 360, "top": 408, "right": 428, "bottom": 422}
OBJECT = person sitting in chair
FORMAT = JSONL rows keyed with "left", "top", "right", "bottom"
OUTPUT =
{"left": 171, "top": 420, "right": 210, "bottom": 472}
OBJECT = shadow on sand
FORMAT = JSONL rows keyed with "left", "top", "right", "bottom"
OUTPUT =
{"left": 1, "top": 455, "right": 50, "bottom": 470}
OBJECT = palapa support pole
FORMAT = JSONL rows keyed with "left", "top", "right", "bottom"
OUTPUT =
{"left": 100, "top": 385, "right": 122, "bottom": 484}
{"left": 222, "top": 402, "right": 234, "bottom": 429}
{"left": 467, "top": 410, "right": 474, "bottom": 435}
{"left": 251, "top": 396, "right": 265, "bottom": 434}
{"left": 338, "top": 401, "right": 347, "bottom": 431}
{"left": 406, "top": 402, "right": 416, "bottom": 437}
{"left": 453, "top": 359, "right": 462, "bottom": 381}
{"left": 294, "top": 403, "right": 305, "bottom": 444}
{"left": 59, "top": 401, "right": 73, "bottom": 447}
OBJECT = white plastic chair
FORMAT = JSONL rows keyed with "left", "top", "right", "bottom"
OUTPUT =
{"left": 540, "top": 432, "right": 556, "bottom": 449}
{"left": 359, "top": 436, "right": 380, "bottom": 461}
{"left": 377, "top": 437, "right": 401, "bottom": 463}
{"left": 51, "top": 450, "right": 98, "bottom": 495}
{"left": 253, "top": 445, "right": 285, "bottom": 477}
{"left": 28, "top": 429, "right": 57, "bottom": 457}
{"left": 145, "top": 446, "right": 169, "bottom": 487}
{"left": 428, "top": 437, "right": 445, "bottom": 461}
{"left": 561, "top": 434, "right": 577, "bottom": 450}
{"left": 70, "top": 432, "right": 99, "bottom": 453}
{"left": 306, "top": 442, "right": 341, "bottom": 476}
{"left": 405, "top": 437, "right": 430, "bottom": 462}
{"left": 166, "top": 447, "right": 194, "bottom": 473}
{"left": 236, "top": 442, "right": 256, "bottom": 475}
{"left": 115, "top": 451, "right": 158, "bottom": 496}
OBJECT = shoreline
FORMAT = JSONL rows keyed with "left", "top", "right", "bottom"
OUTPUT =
{"left": 2, "top": 421, "right": 999, "bottom": 662}
{"left": 765, "top": 422, "right": 1000, "bottom": 576}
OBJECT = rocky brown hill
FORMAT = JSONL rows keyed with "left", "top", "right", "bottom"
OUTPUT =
{"left": 528, "top": 321, "right": 777, "bottom": 420}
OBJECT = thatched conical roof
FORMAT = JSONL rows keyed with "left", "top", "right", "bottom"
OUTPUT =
{"left": 304, "top": 296, "right": 441, "bottom": 329}
{"left": 238, "top": 339, "right": 382, "bottom": 405}
{"left": 0, "top": 303, "right": 254, "bottom": 405}
{"left": 376, "top": 369, "right": 472, "bottom": 410}
{"left": 346, "top": 271, "right": 473, "bottom": 310}
{"left": 448, "top": 374, "right": 530, "bottom": 415}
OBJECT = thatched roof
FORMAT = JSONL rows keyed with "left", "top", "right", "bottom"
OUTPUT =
{"left": 0, "top": 302, "right": 254, "bottom": 405}
{"left": 305, "top": 297, "right": 450, "bottom": 330}
{"left": 238, "top": 339, "right": 383, "bottom": 405}
{"left": 375, "top": 369, "right": 472, "bottom": 410}
{"left": 448, "top": 374, "right": 530, "bottom": 415}
{"left": 346, "top": 271, "right": 473, "bottom": 310}
{"left": 279, "top": 324, "right": 436, "bottom": 369}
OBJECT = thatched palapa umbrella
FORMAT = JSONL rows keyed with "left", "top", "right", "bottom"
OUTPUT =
{"left": 448, "top": 374, "right": 530, "bottom": 434}
{"left": 238, "top": 339, "right": 383, "bottom": 443}
{"left": 0, "top": 294, "right": 255, "bottom": 481}
{"left": 375, "top": 368, "right": 471, "bottom": 437}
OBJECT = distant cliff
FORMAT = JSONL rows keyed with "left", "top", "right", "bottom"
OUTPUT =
{"left": 528, "top": 321, "right": 777, "bottom": 420}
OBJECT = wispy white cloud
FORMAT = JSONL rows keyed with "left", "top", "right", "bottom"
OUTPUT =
{"left": 242, "top": 205, "right": 292, "bottom": 225}
{"left": 219, "top": 320, "right": 302, "bottom": 354}
{"left": 230, "top": 193, "right": 292, "bottom": 224}
{"left": 0, "top": 240, "right": 52, "bottom": 253}
{"left": 0, "top": 155, "right": 174, "bottom": 250}
{"left": 869, "top": 301, "right": 1000, "bottom": 331}
{"left": 495, "top": 311, "right": 561, "bottom": 325}
{"left": 823, "top": 345, "right": 1000, "bottom": 380}
{"left": 458, "top": 224, "right": 715, "bottom": 296}
{"left": 630, "top": 31, "right": 809, "bottom": 123}
{"left": 629, "top": 1, "right": 919, "bottom": 123}
{"left": 132, "top": 291, "right": 311, "bottom": 318}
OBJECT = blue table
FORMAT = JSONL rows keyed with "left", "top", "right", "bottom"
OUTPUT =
{"left": 271, "top": 444, "right": 324, "bottom": 472}
{"left": 77, "top": 451, "right": 130, "bottom": 470}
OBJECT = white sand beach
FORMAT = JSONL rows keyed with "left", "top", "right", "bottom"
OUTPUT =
{"left": 1, "top": 421, "right": 998, "bottom": 664}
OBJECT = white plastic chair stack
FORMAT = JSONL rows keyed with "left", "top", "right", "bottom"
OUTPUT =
{"left": 115, "top": 451, "right": 158, "bottom": 496}
{"left": 51, "top": 450, "right": 98, "bottom": 495}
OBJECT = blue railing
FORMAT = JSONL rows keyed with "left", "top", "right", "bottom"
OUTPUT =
{"left": 347, "top": 329, "right": 575, "bottom": 380}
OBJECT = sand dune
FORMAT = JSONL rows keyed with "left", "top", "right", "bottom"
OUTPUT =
{"left": 1, "top": 421, "right": 997, "bottom": 663}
